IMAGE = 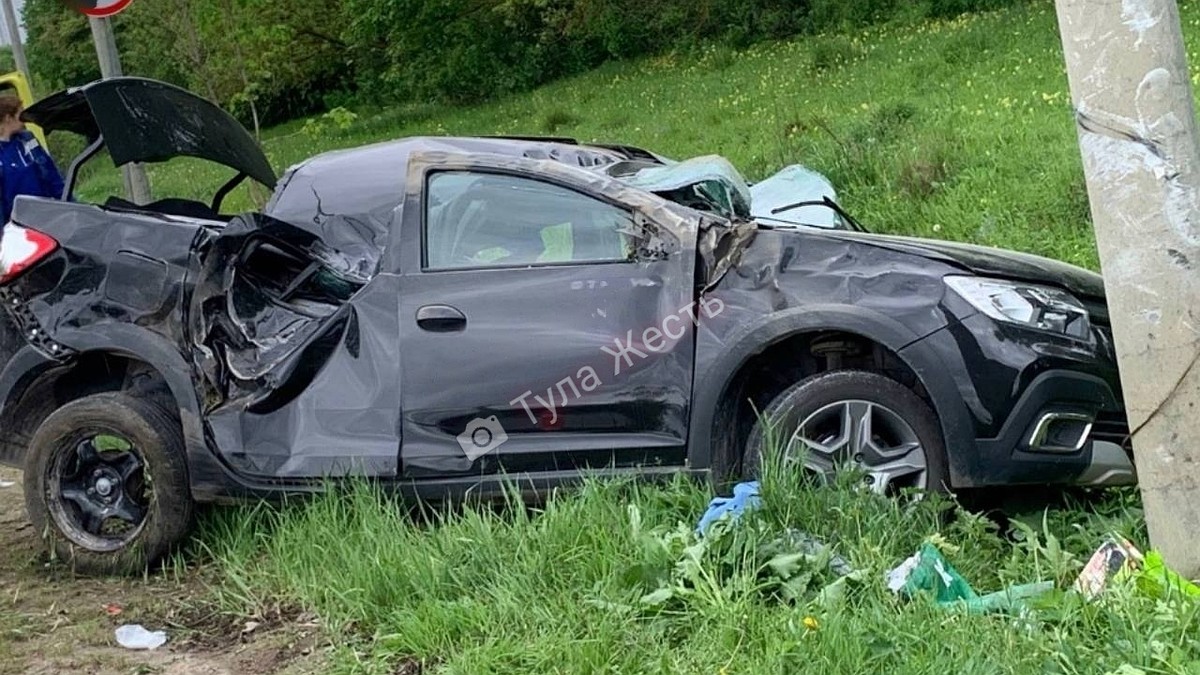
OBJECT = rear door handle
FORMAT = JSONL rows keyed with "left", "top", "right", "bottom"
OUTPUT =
{"left": 416, "top": 304, "right": 467, "bottom": 332}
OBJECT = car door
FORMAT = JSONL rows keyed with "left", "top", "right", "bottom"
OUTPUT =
{"left": 189, "top": 214, "right": 403, "bottom": 479}
{"left": 395, "top": 152, "right": 701, "bottom": 478}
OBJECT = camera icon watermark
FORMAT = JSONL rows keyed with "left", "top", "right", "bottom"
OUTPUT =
{"left": 457, "top": 415, "right": 509, "bottom": 461}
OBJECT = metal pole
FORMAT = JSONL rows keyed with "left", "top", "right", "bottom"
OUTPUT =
{"left": 1056, "top": 0, "right": 1200, "bottom": 576}
{"left": 87, "top": 16, "right": 150, "bottom": 204}
{"left": 0, "top": 0, "right": 29, "bottom": 84}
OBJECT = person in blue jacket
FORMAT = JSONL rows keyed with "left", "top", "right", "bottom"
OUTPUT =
{"left": 0, "top": 95, "right": 65, "bottom": 223}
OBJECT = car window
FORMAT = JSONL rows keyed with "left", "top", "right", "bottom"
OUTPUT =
{"left": 424, "top": 171, "right": 635, "bottom": 270}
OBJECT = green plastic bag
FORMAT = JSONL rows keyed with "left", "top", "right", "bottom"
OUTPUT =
{"left": 888, "top": 543, "right": 976, "bottom": 604}
{"left": 887, "top": 542, "right": 1053, "bottom": 614}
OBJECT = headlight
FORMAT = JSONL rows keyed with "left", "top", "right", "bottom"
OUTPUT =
{"left": 945, "top": 276, "right": 1091, "bottom": 339}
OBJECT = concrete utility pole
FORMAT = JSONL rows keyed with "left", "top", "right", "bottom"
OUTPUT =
{"left": 1056, "top": 0, "right": 1200, "bottom": 577}
{"left": 88, "top": 16, "right": 151, "bottom": 204}
{"left": 0, "top": 0, "right": 29, "bottom": 83}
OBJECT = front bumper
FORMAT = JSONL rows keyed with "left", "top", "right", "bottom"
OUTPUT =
{"left": 969, "top": 369, "right": 1135, "bottom": 487}
{"left": 907, "top": 311, "right": 1134, "bottom": 488}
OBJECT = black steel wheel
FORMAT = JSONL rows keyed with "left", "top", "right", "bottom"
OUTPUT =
{"left": 24, "top": 392, "right": 192, "bottom": 575}
{"left": 745, "top": 369, "right": 949, "bottom": 494}
{"left": 50, "top": 432, "right": 150, "bottom": 550}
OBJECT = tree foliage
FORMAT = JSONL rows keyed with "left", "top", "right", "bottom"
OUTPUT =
{"left": 21, "top": 0, "right": 1020, "bottom": 121}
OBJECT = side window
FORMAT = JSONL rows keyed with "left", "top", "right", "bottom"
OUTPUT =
{"left": 424, "top": 171, "right": 635, "bottom": 270}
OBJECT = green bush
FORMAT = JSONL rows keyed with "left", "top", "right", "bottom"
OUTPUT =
{"left": 22, "top": 0, "right": 1029, "bottom": 119}
{"left": 23, "top": 0, "right": 350, "bottom": 125}
{"left": 344, "top": 0, "right": 1028, "bottom": 106}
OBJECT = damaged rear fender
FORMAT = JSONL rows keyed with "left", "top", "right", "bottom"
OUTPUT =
{"left": 0, "top": 323, "right": 210, "bottom": 484}
{"left": 188, "top": 212, "right": 399, "bottom": 480}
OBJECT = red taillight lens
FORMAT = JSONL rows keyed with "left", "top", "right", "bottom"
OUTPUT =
{"left": 0, "top": 223, "right": 58, "bottom": 285}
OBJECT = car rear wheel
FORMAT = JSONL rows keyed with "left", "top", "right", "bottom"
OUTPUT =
{"left": 745, "top": 370, "right": 949, "bottom": 494}
{"left": 24, "top": 392, "right": 193, "bottom": 575}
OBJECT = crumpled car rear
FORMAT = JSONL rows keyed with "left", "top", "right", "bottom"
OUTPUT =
{"left": 188, "top": 213, "right": 400, "bottom": 478}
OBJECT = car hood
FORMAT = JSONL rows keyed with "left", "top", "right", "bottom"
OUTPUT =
{"left": 23, "top": 77, "right": 276, "bottom": 188}
{"left": 815, "top": 230, "right": 1105, "bottom": 298}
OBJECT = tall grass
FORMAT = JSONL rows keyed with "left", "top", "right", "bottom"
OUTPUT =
{"left": 190, "top": 461, "right": 1171, "bottom": 674}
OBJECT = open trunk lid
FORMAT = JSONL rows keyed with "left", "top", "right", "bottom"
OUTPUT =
{"left": 22, "top": 77, "right": 276, "bottom": 189}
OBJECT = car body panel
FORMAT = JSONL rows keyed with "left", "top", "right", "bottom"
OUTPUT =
{"left": 686, "top": 226, "right": 1128, "bottom": 487}
{"left": 687, "top": 227, "right": 968, "bottom": 470}
{"left": 22, "top": 77, "right": 276, "bottom": 188}
{"left": 0, "top": 197, "right": 212, "bottom": 491}
{"left": 186, "top": 213, "right": 399, "bottom": 478}
{"left": 816, "top": 230, "right": 1106, "bottom": 299}
{"left": 394, "top": 151, "right": 699, "bottom": 477}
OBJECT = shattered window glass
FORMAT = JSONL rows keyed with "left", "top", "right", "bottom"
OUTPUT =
{"left": 424, "top": 171, "right": 635, "bottom": 270}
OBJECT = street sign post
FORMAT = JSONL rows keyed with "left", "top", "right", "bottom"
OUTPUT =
{"left": 0, "top": 0, "right": 30, "bottom": 83}
{"left": 59, "top": 0, "right": 150, "bottom": 202}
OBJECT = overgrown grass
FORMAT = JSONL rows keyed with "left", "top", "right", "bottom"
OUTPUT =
{"left": 69, "top": 0, "right": 1200, "bottom": 271}
{"left": 195, "top": 427, "right": 1156, "bottom": 672}
{"left": 192, "top": 467, "right": 1168, "bottom": 674}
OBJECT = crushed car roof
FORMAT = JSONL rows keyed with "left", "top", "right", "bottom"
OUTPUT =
{"left": 267, "top": 135, "right": 841, "bottom": 229}
{"left": 265, "top": 136, "right": 627, "bottom": 225}
{"left": 22, "top": 77, "right": 277, "bottom": 188}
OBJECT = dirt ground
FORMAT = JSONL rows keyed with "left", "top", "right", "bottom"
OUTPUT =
{"left": 0, "top": 466, "right": 328, "bottom": 675}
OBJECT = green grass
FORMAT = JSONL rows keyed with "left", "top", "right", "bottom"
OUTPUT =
{"left": 194, "top": 471, "right": 1170, "bottom": 674}
{"left": 71, "top": 0, "right": 1200, "bottom": 271}
{"left": 79, "top": 1, "right": 1200, "bottom": 671}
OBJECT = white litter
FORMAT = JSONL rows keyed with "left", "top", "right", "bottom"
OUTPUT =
{"left": 0, "top": 480, "right": 15, "bottom": 488}
{"left": 115, "top": 624, "right": 167, "bottom": 650}
{"left": 885, "top": 550, "right": 922, "bottom": 593}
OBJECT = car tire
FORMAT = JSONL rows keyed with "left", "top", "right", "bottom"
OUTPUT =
{"left": 744, "top": 369, "right": 949, "bottom": 494}
{"left": 24, "top": 392, "right": 193, "bottom": 575}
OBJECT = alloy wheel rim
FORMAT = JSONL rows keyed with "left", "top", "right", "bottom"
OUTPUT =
{"left": 785, "top": 399, "right": 928, "bottom": 494}
{"left": 47, "top": 433, "right": 150, "bottom": 552}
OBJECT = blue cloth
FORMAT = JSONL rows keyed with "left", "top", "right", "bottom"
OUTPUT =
{"left": 696, "top": 481, "right": 761, "bottom": 535}
{"left": 0, "top": 131, "right": 65, "bottom": 223}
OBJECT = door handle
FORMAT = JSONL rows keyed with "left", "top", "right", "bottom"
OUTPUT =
{"left": 416, "top": 304, "right": 467, "bottom": 332}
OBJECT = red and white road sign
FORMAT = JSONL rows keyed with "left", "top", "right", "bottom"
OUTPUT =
{"left": 65, "top": 0, "right": 134, "bottom": 18}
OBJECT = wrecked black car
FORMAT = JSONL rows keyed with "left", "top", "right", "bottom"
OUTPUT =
{"left": 0, "top": 78, "right": 1133, "bottom": 574}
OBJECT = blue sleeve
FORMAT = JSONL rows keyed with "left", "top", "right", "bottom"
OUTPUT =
{"left": 31, "top": 143, "right": 66, "bottom": 200}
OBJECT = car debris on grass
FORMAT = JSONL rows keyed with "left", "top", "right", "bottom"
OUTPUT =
{"left": 886, "top": 541, "right": 1054, "bottom": 614}
{"left": 1075, "top": 535, "right": 1200, "bottom": 601}
{"left": 694, "top": 480, "right": 1200, "bottom": 620}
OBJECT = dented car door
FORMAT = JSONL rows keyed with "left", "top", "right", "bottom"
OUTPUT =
{"left": 394, "top": 152, "right": 699, "bottom": 478}
{"left": 189, "top": 215, "right": 403, "bottom": 479}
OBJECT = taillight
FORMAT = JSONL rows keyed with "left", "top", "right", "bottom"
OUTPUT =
{"left": 0, "top": 222, "right": 58, "bottom": 285}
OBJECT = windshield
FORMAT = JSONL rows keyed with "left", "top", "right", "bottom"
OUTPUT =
{"left": 759, "top": 198, "right": 867, "bottom": 233}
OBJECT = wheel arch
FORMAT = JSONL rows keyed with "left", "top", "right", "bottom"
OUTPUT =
{"left": 0, "top": 325, "right": 207, "bottom": 490}
{"left": 690, "top": 305, "right": 975, "bottom": 484}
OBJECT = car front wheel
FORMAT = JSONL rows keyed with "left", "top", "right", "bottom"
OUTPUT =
{"left": 745, "top": 369, "right": 949, "bottom": 494}
{"left": 24, "top": 392, "right": 193, "bottom": 575}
